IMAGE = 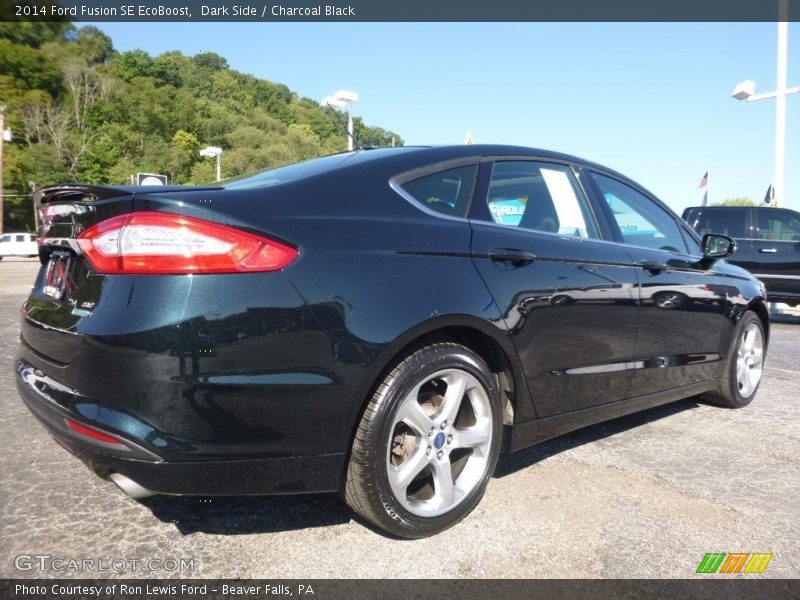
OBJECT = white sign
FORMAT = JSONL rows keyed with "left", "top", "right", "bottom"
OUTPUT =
{"left": 136, "top": 173, "right": 168, "bottom": 185}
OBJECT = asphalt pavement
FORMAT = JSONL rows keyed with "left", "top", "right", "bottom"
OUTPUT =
{"left": 1, "top": 258, "right": 798, "bottom": 579}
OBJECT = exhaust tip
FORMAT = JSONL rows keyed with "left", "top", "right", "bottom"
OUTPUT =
{"left": 109, "top": 472, "right": 155, "bottom": 500}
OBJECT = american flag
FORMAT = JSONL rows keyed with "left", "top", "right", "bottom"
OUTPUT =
{"left": 697, "top": 171, "right": 708, "bottom": 189}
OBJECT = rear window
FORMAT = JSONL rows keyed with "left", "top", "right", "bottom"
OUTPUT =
{"left": 684, "top": 208, "right": 747, "bottom": 238}
{"left": 223, "top": 147, "right": 421, "bottom": 190}
{"left": 223, "top": 153, "right": 356, "bottom": 189}
{"left": 398, "top": 164, "right": 477, "bottom": 218}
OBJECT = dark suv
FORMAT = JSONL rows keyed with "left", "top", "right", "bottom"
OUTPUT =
{"left": 683, "top": 205, "right": 800, "bottom": 306}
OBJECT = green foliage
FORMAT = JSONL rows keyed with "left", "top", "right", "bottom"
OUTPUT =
{"left": 75, "top": 27, "right": 115, "bottom": 67}
{"left": 192, "top": 52, "right": 228, "bottom": 71}
{"left": 107, "top": 50, "right": 154, "bottom": 82}
{"left": 712, "top": 198, "right": 756, "bottom": 207}
{"left": 0, "top": 39, "right": 63, "bottom": 96}
{"left": 1, "top": 26, "right": 404, "bottom": 231}
{"left": 0, "top": 21, "right": 73, "bottom": 48}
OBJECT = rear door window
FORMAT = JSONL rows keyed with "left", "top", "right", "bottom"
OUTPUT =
{"left": 755, "top": 209, "right": 800, "bottom": 241}
{"left": 480, "top": 161, "right": 598, "bottom": 239}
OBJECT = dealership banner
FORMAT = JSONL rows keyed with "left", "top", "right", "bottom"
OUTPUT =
{"left": 3, "top": 0, "right": 800, "bottom": 22}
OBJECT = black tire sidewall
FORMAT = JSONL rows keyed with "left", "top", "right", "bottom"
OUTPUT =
{"left": 370, "top": 345, "right": 503, "bottom": 536}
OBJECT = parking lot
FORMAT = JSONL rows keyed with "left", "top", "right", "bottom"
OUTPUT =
{"left": 1, "top": 257, "right": 798, "bottom": 579}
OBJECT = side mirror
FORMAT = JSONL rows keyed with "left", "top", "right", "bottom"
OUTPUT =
{"left": 702, "top": 233, "right": 736, "bottom": 260}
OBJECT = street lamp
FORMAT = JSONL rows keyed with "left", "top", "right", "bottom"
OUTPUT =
{"left": 320, "top": 89, "right": 359, "bottom": 151}
{"left": 199, "top": 146, "right": 223, "bottom": 182}
{"left": 732, "top": 6, "right": 799, "bottom": 207}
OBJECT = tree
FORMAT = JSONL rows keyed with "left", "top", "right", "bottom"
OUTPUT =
{"left": 2, "top": 30, "right": 404, "bottom": 230}
{"left": 150, "top": 51, "right": 193, "bottom": 88}
{"left": 713, "top": 198, "right": 755, "bottom": 207}
{"left": 75, "top": 26, "right": 114, "bottom": 66}
{"left": 0, "top": 21, "right": 73, "bottom": 48}
{"left": 0, "top": 39, "right": 63, "bottom": 96}
{"left": 354, "top": 118, "right": 404, "bottom": 148}
{"left": 107, "top": 50, "right": 154, "bottom": 82}
{"left": 192, "top": 52, "right": 228, "bottom": 71}
{"left": 170, "top": 130, "right": 201, "bottom": 183}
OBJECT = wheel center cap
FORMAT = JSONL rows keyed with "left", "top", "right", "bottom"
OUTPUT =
{"left": 433, "top": 432, "right": 446, "bottom": 450}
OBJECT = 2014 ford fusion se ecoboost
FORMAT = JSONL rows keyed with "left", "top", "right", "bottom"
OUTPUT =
{"left": 16, "top": 145, "right": 768, "bottom": 538}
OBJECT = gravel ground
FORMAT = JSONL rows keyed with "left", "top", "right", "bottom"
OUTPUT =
{"left": 1, "top": 258, "right": 798, "bottom": 579}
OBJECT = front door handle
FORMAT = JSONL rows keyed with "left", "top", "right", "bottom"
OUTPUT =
{"left": 488, "top": 248, "right": 536, "bottom": 266}
{"left": 759, "top": 248, "right": 778, "bottom": 254}
{"left": 639, "top": 260, "right": 668, "bottom": 273}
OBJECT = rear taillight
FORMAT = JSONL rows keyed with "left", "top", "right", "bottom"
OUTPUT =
{"left": 77, "top": 212, "right": 297, "bottom": 274}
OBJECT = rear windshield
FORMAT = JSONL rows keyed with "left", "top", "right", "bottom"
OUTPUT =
{"left": 223, "top": 147, "right": 422, "bottom": 190}
{"left": 223, "top": 153, "right": 357, "bottom": 189}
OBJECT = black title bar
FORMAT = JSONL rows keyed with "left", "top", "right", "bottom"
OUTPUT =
{"left": 2, "top": 0, "right": 800, "bottom": 22}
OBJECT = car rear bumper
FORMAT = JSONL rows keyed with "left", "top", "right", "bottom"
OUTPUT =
{"left": 15, "top": 358, "right": 346, "bottom": 495}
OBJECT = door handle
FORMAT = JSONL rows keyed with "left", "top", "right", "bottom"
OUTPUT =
{"left": 759, "top": 248, "right": 778, "bottom": 254}
{"left": 639, "top": 260, "right": 668, "bottom": 273}
{"left": 488, "top": 248, "right": 536, "bottom": 266}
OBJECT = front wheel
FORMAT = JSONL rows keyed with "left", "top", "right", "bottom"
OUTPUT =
{"left": 343, "top": 343, "right": 503, "bottom": 538}
{"left": 703, "top": 311, "right": 765, "bottom": 408}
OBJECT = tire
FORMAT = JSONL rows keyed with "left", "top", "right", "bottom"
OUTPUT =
{"left": 703, "top": 311, "right": 765, "bottom": 408}
{"left": 344, "top": 343, "right": 503, "bottom": 538}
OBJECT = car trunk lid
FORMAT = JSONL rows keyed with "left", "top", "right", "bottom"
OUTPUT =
{"left": 22, "top": 184, "right": 221, "bottom": 364}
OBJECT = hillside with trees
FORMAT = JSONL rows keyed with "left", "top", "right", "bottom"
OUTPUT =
{"left": 0, "top": 23, "right": 403, "bottom": 231}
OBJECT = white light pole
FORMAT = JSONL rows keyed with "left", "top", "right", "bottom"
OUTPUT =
{"left": 199, "top": 146, "right": 223, "bottom": 182}
{"left": 320, "top": 89, "right": 359, "bottom": 151}
{"left": 732, "top": 1, "right": 799, "bottom": 207}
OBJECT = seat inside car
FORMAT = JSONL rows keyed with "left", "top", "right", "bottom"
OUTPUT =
{"left": 518, "top": 180, "right": 560, "bottom": 233}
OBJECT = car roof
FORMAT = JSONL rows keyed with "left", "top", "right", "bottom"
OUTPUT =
{"left": 223, "top": 144, "right": 641, "bottom": 189}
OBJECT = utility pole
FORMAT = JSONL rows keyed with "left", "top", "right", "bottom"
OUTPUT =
{"left": 0, "top": 104, "right": 5, "bottom": 234}
{"left": 29, "top": 181, "right": 38, "bottom": 232}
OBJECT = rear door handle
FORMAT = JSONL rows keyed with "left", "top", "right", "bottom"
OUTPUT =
{"left": 639, "top": 260, "right": 668, "bottom": 273}
{"left": 759, "top": 248, "right": 778, "bottom": 253}
{"left": 488, "top": 248, "right": 536, "bottom": 266}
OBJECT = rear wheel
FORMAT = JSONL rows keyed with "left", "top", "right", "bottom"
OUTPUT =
{"left": 344, "top": 343, "right": 502, "bottom": 538}
{"left": 704, "top": 311, "right": 765, "bottom": 408}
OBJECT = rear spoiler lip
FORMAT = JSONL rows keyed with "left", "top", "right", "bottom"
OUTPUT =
{"left": 34, "top": 184, "right": 224, "bottom": 207}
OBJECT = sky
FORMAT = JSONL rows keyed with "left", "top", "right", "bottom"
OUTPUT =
{"left": 96, "top": 22, "right": 800, "bottom": 215}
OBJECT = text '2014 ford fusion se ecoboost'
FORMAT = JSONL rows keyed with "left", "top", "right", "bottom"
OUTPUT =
{"left": 16, "top": 145, "right": 768, "bottom": 538}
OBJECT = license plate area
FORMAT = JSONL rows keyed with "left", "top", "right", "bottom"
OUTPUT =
{"left": 43, "top": 252, "right": 72, "bottom": 300}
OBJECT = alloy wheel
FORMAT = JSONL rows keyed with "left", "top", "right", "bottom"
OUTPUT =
{"left": 736, "top": 322, "right": 764, "bottom": 398}
{"left": 386, "top": 369, "right": 494, "bottom": 517}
